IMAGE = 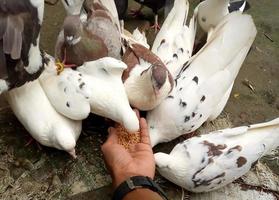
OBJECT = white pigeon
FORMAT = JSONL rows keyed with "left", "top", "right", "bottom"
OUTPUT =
{"left": 195, "top": 0, "right": 230, "bottom": 34}
{"left": 5, "top": 64, "right": 82, "bottom": 158}
{"left": 195, "top": 0, "right": 249, "bottom": 37}
{"left": 147, "top": 12, "right": 257, "bottom": 146}
{"left": 155, "top": 117, "right": 279, "bottom": 192}
{"left": 39, "top": 57, "right": 139, "bottom": 132}
{"left": 151, "top": 0, "right": 196, "bottom": 76}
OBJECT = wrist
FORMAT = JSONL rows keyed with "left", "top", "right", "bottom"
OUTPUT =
{"left": 112, "top": 176, "right": 168, "bottom": 200}
{"left": 113, "top": 171, "right": 154, "bottom": 189}
{"left": 113, "top": 172, "right": 139, "bottom": 189}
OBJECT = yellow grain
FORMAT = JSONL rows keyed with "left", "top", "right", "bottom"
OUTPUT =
{"left": 115, "top": 124, "right": 141, "bottom": 149}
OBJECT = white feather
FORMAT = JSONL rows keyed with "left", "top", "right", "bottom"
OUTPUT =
{"left": 131, "top": 28, "right": 150, "bottom": 49}
{"left": 78, "top": 57, "right": 139, "bottom": 132}
{"left": 5, "top": 80, "right": 82, "bottom": 157}
{"left": 147, "top": 12, "right": 257, "bottom": 146}
{"left": 24, "top": 37, "right": 42, "bottom": 74}
{"left": 0, "top": 79, "right": 9, "bottom": 95}
{"left": 30, "top": 0, "right": 44, "bottom": 24}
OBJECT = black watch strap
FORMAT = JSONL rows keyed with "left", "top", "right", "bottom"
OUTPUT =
{"left": 112, "top": 176, "right": 168, "bottom": 200}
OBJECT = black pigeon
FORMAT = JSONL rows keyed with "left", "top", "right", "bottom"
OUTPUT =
{"left": 0, "top": 0, "right": 46, "bottom": 93}
{"left": 114, "top": 0, "right": 128, "bottom": 19}
{"left": 132, "top": 0, "right": 174, "bottom": 32}
{"left": 228, "top": 0, "right": 250, "bottom": 13}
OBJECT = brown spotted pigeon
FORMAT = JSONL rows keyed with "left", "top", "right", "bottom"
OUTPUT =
{"left": 155, "top": 118, "right": 279, "bottom": 192}
{"left": 122, "top": 43, "right": 173, "bottom": 111}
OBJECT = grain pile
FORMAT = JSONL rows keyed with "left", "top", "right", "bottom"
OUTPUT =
{"left": 115, "top": 124, "right": 141, "bottom": 149}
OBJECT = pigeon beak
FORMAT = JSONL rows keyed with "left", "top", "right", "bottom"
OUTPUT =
{"left": 152, "top": 84, "right": 160, "bottom": 98}
{"left": 66, "top": 36, "right": 74, "bottom": 44}
{"left": 68, "top": 149, "right": 77, "bottom": 159}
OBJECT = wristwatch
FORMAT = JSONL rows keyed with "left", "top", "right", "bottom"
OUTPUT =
{"left": 112, "top": 176, "right": 169, "bottom": 200}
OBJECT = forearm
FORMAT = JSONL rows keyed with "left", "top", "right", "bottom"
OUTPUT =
{"left": 123, "top": 188, "right": 164, "bottom": 200}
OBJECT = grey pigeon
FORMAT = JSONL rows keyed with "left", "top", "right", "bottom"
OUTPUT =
{"left": 0, "top": 0, "right": 46, "bottom": 93}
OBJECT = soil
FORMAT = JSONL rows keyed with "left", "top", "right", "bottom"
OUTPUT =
{"left": 0, "top": 0, "right": 278, "bottom": 199}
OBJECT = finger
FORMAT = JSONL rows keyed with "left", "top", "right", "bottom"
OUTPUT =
{"left": 102, "top": 128, "right": 119, "bottom": 154}
{"left": 139, "top": 118, "right": 151, "bottom": 145}
{"left": 105, "top": 127, "right": 119, "bottom": 144}
{"left": 133, "top": 109, "right": 140, "bottom": 120}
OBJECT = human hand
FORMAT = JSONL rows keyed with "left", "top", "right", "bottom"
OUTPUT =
{"left": 101, "top": 111, "right": 155, "bottom": 189}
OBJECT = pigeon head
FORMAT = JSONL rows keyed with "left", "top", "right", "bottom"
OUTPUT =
{"left": 54, "top": 127, "right": 77, "bottom": 159}
{"left": 150, "top": 63, "right": 173, "bottom": 96}
{"left": 155, "top": 152, "right": 186, "bottom": 186}
{"left": 63, "top": 15, "right": 83, "bottom": 46}
{"left": 155, "top": 152, "right": 173, "bottom": 171}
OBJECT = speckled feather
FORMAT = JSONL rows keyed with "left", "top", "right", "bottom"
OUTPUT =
{"left": 40, "top": 57, "right": 139, "bottom": 132}
{"left": 147, "top": 12, "right": 257, "bottom": 146}
{"left": 152, "top": 0, "right": 196, "bottom": 76}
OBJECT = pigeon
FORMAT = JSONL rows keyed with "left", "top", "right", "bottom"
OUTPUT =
{"left": 5, "top": 58, "right": 82, "bottom": 158}
{"left": 193, "top": 0, "right": 249, "bottom": 54}
{"left": 56, "top": 0, "right": 122, "bottom": 66}
{"left": 147, "top": 12, "right": 257, "bottom": 146}
{"left": 151, "top": 0, "right": 196, "bottom": 76}
{"left": 131, "top": 0, "right": 174, "bottom": 32}
{"left": 196, "top": 0, "right": 249, "bottom": 34}
{"left": 40, "top": 57, "right": 140, "bottom": 132}
{"left": 84, "top": 0, "right": 121, "bottom": 57}
{"left": 55, "top": 15, "right": 109, "bottom": 67}
{"left": 155, "top": 117, "right": 279, "bottom": 192}
{"left": 122, "top": 43, "right": 174, "bottom": 111}
{"left": 0, "top": 0, "right": 45, "bottom": 94}
{"left": 195, "top": 0, "right": 230, "bottom": 34}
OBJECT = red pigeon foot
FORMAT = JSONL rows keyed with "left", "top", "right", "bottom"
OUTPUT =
{"left": 151, "top": 15, "right": 161, "bottom": 33}
{"left": 151, "top": 23, "right": 161, "bottom": 33}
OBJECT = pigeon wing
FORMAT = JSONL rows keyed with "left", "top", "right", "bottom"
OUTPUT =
{"left": 39, "top": 69, "right": 91, "bottom": 121}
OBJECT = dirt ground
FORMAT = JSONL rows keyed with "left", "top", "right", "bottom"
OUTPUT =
{"left": 0, "top": 0, "right": 278, "bottom": 199}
